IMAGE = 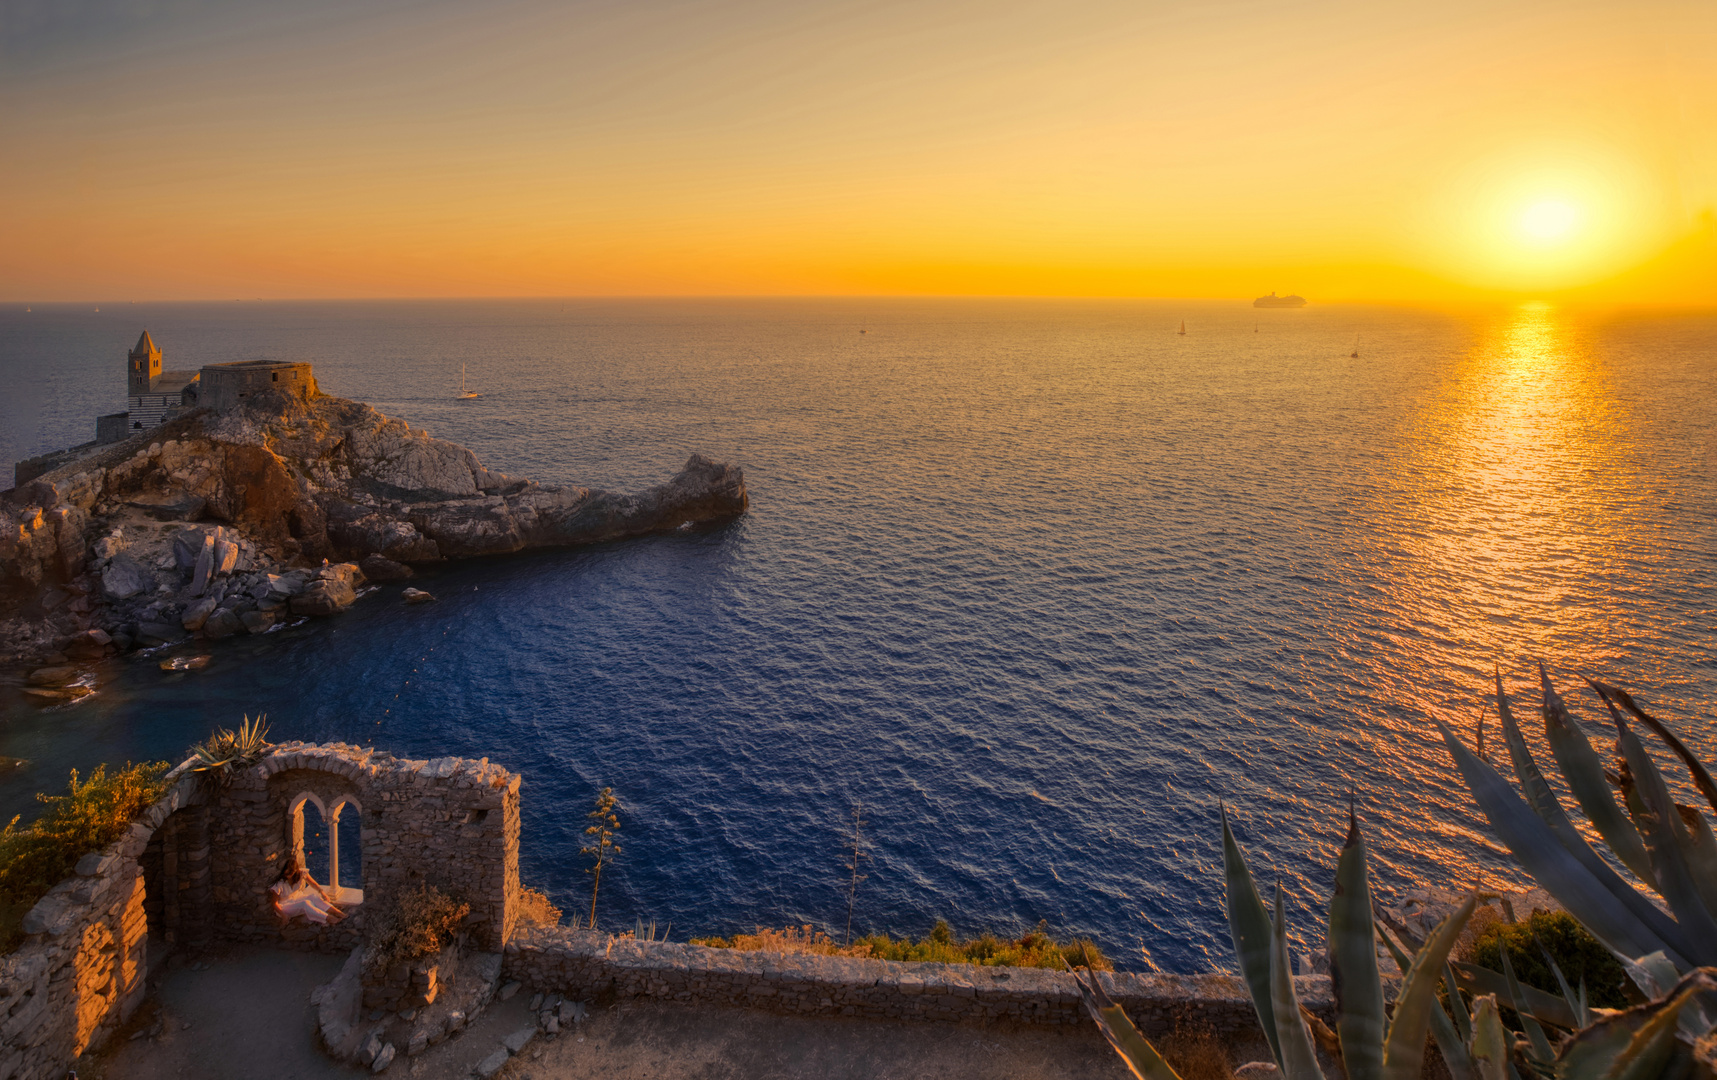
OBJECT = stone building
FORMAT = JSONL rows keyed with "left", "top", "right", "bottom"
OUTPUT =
{"left": 196, "top": 359, "right": 316, "bottom": 412}
{"left": 95, "top": 334, "right": 317, "bottom": 445}
{"left": 98, "top": 331, "right": 202, "bottom": 442}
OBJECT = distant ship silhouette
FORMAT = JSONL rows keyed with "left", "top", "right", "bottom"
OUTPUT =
{"left": 1253, "top": 292, "right": 1307, "bottom": 308}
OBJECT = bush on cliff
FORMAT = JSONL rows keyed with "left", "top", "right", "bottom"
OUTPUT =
{"left": 1468, "top": 908, "right": 1628, "bottom": 1010}
{"left": 514, "top": 886, "right": 562, "bottom": 930}
{"left": 0, "top": 761, "right": 170, "bottom": 952}
{"left": 693, "top": 919, "right": 1112, "bottom": 971}
{"left": 364, "top": 883, "right": 470, "bottom": 977}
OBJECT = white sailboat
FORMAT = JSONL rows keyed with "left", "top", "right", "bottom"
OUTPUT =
{"left": 458, "top": 364, "right": 480, "bottom": 399}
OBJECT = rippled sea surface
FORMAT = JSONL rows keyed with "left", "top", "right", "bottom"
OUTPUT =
{"left": 2, "top": 298, "right": 1714, "bottom": 971}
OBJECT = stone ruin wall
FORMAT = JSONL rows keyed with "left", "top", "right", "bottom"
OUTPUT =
{"left": 502, "top": 928, "right": 1334, "bottom": 1036}
{"left": 0, "top": 744, "right": 520, "bottom": 1080}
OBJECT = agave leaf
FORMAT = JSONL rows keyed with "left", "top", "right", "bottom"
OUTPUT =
{"left": 1614, "top": 952, "right": 1714, "bottom": 1041}
{"left": 1591, "top": 680, "right": 1717, "bottom": 818}
{"left": 1328, "top": 806, "right": 1385, "bottom": 1080}
{"left": 1270, "top": 885, "right": 1328, "bottom": 1080}
{"left": 1497, "top": 679, "right": 1699, "bottom": 960}
{"left": 1067, "top": 963, "right": 1184, "bottom": 1080}
{"left": 1536, "top": 940, "right": 1589, "bottom": 1029}
{"left": 1607, "top": 706, "right": 1717, "bottom": 965}
{"left": 1380, "top": 894, "right": 1476, "bottom": 1080}
{"left": 1224, "top": 806, "right": 1283, "bottom": 1068}
{"left": 1556, "top": 969, "right": 1717, "bottom": 1080}
{"left": 1435, "top": 719, "right": 1689, "bottom": 967}
{"left": 1444, "top": 960, "right": 1475, "bottom": 1042}
{"left": 1497, "top": 944, "right": 1556, "bottom": 1064}
{"left": 1674, "top": 803, "right": 1717, "bottom": 919}
{"left": 1469, "top": 994, "right": 1509, "bottom": 1080}
{"left": 1540, "top": 669, "right": 1657, "bottom": 888}
{"left": 1450, "top": 963, "right": 1578, "bottom": 1030}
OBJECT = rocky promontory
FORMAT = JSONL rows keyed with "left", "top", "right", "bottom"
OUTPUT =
{"left": 1, "top": 383, "right": 747, "bottom": 668}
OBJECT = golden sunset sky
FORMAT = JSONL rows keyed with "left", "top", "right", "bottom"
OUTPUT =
{"left": 4, "top": 0, "right": 1714, "bottom": 301}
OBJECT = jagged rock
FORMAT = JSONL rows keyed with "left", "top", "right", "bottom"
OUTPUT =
{"left": 269, "top": 570, "right": 309, "bottom": 598}
{"left": 475, "top": 1049, "right": 509, "bottom": 1078}
{"left": 202, "top": 608, "right": 243, "bottom": 639}
{"left": 61, "top": 629, "right": 111, "bottom": 659}
{"left": 358, "top": 554, "right": 413, "bottom": 581}
{"left": 290, "top": 578, "right": 355, "bottom": 617}
{"left": 240, "top": 609, "right": 279, "bottom": 634}
{"left": 92, "top": 532, "right": 126, "bottom": 562}
{"left": 371, "top": 1043, "right": 395, "bottom": 1072}
{"left": 27, "top": 666, "right": 80, "bottom": 687}
{"left": 213, "top": 538, "right": 239, "bottom": 576}
{"left": 189, "top": 534, "right": 217, "bottom": 595}
{"left": 400, "top": 588, "right": 435, "bottom": 605}
{"left": 182, "top": 596, "right": 219, "bottom": 631}
{"left": 100, "top": 553, "right": 153, "bottom": 600}
{"left": 137, "top": 621, "right": 184, "bottom": 645}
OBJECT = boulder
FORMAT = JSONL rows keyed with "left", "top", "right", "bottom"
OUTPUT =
{"left": 214, "top": 538, "right": 240, "bottom": 576}
{"left": 202, "top": 608, "right": 243, "bottom": 639}
{"left": 27, "top": 666, "right": 81, "bottom": 687}
{"left": 182, "top": 596, "right": 219, "bottom": 631}
{"left": 269, "top": 571, "right": 310, "bottom": 599}
{"left": 61, "top": 629, "right": 111, "bottom": 659}
{"left": 101, "top": 553, "right": 154, "bottom": 600}
{"left": 290, "top": 578, "right": 356, "bottom": 617}
{"left": 190, "top": 534, "right": 217, "bottom": 595}
{"left": 359, "top": 554, "right": 413, "bottom": 581}
{"left": 172, "top": 530, "right": 204, "bottom": 571}
{"left": 401, "top": 588, "right": 435, "bottom": 605}
{"left": 240, "top": 609, "right": 279, "bottom": 635}
{"left": 91, "top": 532, "right": 126, "bottom": 562}
{"left": 137, "top": 621, "right": 185, "bottom": 646}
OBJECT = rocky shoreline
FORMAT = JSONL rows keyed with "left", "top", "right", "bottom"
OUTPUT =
{"left": 1, "top": 383, "right": 747, "bottom": 680}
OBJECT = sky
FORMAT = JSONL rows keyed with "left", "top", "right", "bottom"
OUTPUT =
{"left": 2, "top": 0, "right": 1714, "bottom": 301}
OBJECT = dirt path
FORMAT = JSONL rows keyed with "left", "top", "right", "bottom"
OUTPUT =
{"left": 80, "top": 946, "right": 1257, "bottom": 1080}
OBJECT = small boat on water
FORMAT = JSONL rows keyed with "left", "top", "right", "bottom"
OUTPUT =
{"left": 1350, "top": 335, "right": 1359, "bottom": 359}
{"left": 1253, "top": 292, "right": 1307, "bottom": 308}
{"left": 458, "top": 364, "right": 481, "bottom": 400}
{"left": 1177, "top": 319, "right": 1187, "bottom": 336}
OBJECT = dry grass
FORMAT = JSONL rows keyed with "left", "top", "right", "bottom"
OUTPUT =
{"left": 1158, "top": 1031, "right": 1237, "bottom": 1080}
{"left": 514, "top": 886, "right": 562, "bottom": 930}
{"left": 692, "top": 925, "right": 872, "bottom": 957}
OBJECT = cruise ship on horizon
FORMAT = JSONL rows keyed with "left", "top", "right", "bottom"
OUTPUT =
{"left": 1253, "top": 292, "right": 1307, "bottom": 308}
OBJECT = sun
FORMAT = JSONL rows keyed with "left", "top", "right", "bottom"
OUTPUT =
{"left": 1519, "top": 199, "right": 1580, "bottom": 243}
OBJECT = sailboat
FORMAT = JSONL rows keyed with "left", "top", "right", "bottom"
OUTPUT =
{"left": 1350, "top": 335, "right": 1359, "bottom": 359}
{"left": 458, "top": 364, "right": 481, "bottom": 400}
{"left": 1177, "top": 319, "right": 1186, "bottom": 336}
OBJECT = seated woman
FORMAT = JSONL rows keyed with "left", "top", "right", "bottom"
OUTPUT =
{"left": 270, "top": 856, "right": 347, "bottom": 925}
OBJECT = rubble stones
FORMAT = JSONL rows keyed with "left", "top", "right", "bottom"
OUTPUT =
{"left": 100, "top": 554, "right": 153, "bottom": 600}
{"left": 181, "top": 597, "right": 218, "bottom": 631}
{"left": 202, "top": 609, "right": 243, "bottom": 639}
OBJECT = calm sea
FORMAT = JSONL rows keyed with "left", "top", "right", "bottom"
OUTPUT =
{"left": 1, "top": 298, "right": 1714, "bottom": 971}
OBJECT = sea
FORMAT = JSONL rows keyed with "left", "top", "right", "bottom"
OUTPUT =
{"left": 1, "top": 298, "right": 1713, "bottom": 972}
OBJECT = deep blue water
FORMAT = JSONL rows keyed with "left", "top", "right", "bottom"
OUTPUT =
{"left": 2, "top": 298, "right": 1715, "bottom": 971}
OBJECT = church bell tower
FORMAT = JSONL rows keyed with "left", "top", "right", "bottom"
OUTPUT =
{"left": 128, "top": 330, "right": 161, "bottom": 396}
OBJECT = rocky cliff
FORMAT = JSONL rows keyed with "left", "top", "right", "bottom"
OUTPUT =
{"left": 1, "top": 387, "right": 747, "bottom": 666}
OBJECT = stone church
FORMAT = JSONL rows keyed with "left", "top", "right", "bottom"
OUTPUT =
{"left": 99, "top": 330, "right": 202, "bottom": 442}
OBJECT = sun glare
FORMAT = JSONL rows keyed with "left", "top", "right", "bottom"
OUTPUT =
{"left": 1519, "top": 199, "right": 1579, "bottom": 243}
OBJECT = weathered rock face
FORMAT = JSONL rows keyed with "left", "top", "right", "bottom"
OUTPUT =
{"left": 1, "top": 387, "right": 745, "bottom": 661}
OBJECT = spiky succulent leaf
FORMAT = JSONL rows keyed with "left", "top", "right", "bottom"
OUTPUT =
{"left": 1224, "top": 806, "right": 1283, "bottom": 1068}
{"left": 1435, "top": 719, "right": 1689, "bottom": 967}
{"left": 1608, "top": 709, "right": 1717, "bottom": 965}
{"left": 1498, "top": 943, "right": 1556, "bottom": 1064}
{"left": 1269, "top": 885, "right": 1328, "bottom": 1080}
{"left": 1540, "top": 670, "right": 1656, "bottom": 887}
{"left": 1468, "top": 994, "right": 1509, "bottom": 1080}
{"left": 1450, "top": 962, "right": 1578, "bottom": 1030}
{"left": 1537, "top": 941, "right": 1589, "bottom": 1029}
{"left": 1591, "top": 680, "right": 1717, "bottom": 818}
{"left": 1556, "top": 969, "right": 1717, "bottom": 1080}
{"left": 1675, "top": 804, "right": 1717, "bottom": 922}
{"left": 1380, "top": 894, "right": 1476, "bottom": 1080}
{"left": 1067, "top": 963, "right": 1184, "bottom": 1080}
{"left": 1328, "top": 807, "right": 1385, "bottom": 1080}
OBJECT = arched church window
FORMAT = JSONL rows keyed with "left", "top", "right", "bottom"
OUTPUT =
{"left": 287, "top": 793, "right": 364, "bottom": 906}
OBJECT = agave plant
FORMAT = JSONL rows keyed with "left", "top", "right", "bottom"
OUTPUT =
{"left": 1070, "top": 805, "right": 1488, "bottom": 1080}
{"left": 1437, "top": 666, "right": 1717, "bottom": 1076}
{"left": 187, "top": 713, "right": 272, "bottom": 783}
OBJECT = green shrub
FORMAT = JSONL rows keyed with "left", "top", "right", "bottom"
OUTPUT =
{"left": 1469, "top": 909, "right": 1628, "bottom": 1010}
{"left": 364, "top": 883, "right": 470, "bottom": 976}
{"left": 0, "top": 761, "right": 171, "bottom": 953}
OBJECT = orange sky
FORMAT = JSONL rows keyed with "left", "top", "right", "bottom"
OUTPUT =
{"left": 3, "top": 0, "right": 1714, "bottom": 302}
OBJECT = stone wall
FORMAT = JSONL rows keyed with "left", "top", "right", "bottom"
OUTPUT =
{"left": 0, "top": 767, "right": 204, "bottom": 1080}
{"left": 0, "top": 743, "right": 521, "bottom": 1080}
{"left": 503, "top": 928, "right": 1334, "bottom": 1035}
{"left": 197, "top": 361, "right": 316, "bottom": 413}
